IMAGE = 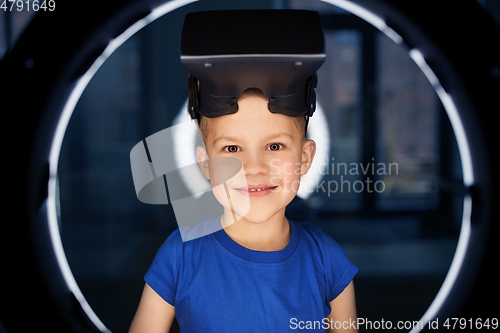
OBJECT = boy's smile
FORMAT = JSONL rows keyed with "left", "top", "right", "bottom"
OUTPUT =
{"left": 233, "top": 184, "right": 278, "bottom": 197}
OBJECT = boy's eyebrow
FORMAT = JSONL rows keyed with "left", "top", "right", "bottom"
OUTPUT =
{"left": 212, "top": 135, "right": 241, "bottom": 145}
{"left": 212, "top": 132, "right": 294, "bottom": 145}
{"left": 262, "top": 132, "right": 295, "bottom": 141}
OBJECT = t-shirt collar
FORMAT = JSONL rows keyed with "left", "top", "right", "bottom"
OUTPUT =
{"left": 213, "top": 217, "right": 300, "bottom": 263}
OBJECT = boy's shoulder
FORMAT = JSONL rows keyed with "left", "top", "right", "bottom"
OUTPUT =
{"left": 150, "top": 221, "right": 217, "bottom": 276}
{"left": 293, "top": 220, "right": 323, "bottom": 234}
{"left": 293, "top": 220, "right": 358, "bottom": 300}
{"left": 159, "top": 218, "right": 221, "bottom": 250}
{"left": 293, "top": 220, "right": 341, "bottom": 246}
{"left": 292, "top": 220, "right": 350, "bottom": 260}
{"left": 153, "top": 228, "right": 182, "bottom": 263}
{"left": 158, "top": 218, "right": 218, "bottom": 252}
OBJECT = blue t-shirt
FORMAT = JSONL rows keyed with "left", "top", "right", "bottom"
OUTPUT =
{"left": 144, "top": 218, "right": 358, "bottom": 332}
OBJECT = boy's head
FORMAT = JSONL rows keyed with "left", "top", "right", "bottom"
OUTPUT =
{"left": 196, "top": 88, "right": 316, "bottom": 224}
{"left": 182, "top": 9, "right": 325, "bottom": 223}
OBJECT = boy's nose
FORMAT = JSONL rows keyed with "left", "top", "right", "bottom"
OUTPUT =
{"left": 242, "top": 153, "right": 270, "bottom": 176}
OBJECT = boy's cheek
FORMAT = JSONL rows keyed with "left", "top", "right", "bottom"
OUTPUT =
{"left": 212, "top": 185, "right": 231, "bottom": 209}
{"left": 270, "top": 176, "right": 281, "bottom": 187}
{"left": 269, "top": 159, "right": 302, "bottom": 178}
{"left": 210, "top": 165, "right": 250, "bottom": 218}
{"left": 281, "top": 178, "right": 302, "bottom": 194}
{"left": 271, "top": 174, "right": 302, "bottom": 196}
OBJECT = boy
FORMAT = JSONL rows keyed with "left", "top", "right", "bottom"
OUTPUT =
{"left": 130, "top": 10, "right": 358, "bottom": 333}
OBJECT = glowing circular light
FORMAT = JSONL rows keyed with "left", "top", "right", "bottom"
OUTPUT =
{"left": 44, "top": 0, "right": 481, "bottom": 332}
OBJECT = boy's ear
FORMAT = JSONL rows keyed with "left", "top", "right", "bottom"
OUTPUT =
{"left": 196, "top": 146, "right": 211, "bottom": 180}
{"left": 300, "top": 139, "right": 316, "bottom": 175}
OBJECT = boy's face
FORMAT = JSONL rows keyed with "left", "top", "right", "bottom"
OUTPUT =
{"left": 197, "top": 93, "right": 316, "bottom": 224}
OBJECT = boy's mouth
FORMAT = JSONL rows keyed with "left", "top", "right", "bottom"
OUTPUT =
{"left": 233, "top": 185, "right": 278, "bottom": 197}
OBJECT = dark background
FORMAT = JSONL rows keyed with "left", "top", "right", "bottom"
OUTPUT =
{"left": 1, "top": 1, "right": 499, "bottom": 332}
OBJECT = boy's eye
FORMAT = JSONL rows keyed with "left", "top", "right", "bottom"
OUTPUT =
{"left": 268, "top": 143, "right": 284, "bottom": 151}
{"left": 223, "top": 145, "right": 240, "bottom": 153}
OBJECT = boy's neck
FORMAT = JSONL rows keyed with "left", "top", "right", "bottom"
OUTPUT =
{"left": 221, "top": 210, "right": 291, "bottom": 252}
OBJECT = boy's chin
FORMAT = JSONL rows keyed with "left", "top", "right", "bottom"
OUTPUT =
{"left": 230, "top": 207, "right": 286, "bottom": 225}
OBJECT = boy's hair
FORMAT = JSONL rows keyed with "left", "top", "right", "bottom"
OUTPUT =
{"left": 197, "top": 87, "right": 307, "bottom": 141}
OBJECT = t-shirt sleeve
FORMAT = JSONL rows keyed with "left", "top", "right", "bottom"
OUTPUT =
{"left": 144, "top": 229, "right": 181, "bottom": 306}
{"left": 325, "top": 240, "right": 358, "bottom": 302}
{"left": 311, "top": 225, "right": 358, "bottom": 302}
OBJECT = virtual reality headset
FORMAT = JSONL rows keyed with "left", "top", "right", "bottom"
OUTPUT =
{"left": 180, "top": 9, "right": 326, "bottom": 120}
